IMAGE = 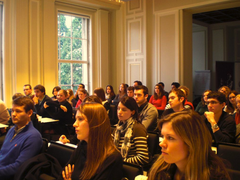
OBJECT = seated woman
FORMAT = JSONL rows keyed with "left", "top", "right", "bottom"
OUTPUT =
{"left": 59, "top": 95, "right": 102, "bottom": 145}
{"left": 114, "top": 96, "right": 149, "bottom": 166}
{"left": 44, "top": 89, "right": 73, "bottom": 134}
{"left": 51, "top": 86, "right": 61, "bottom": 101}
{"left": 149, "top": 84, "right": 167, "bottom": 110}
{"left": 195, "top": 90, "right": 211, "bottom": 115}
{"left": 224, "top": 90, "right": 238, "bottom": 115}
{"left": 146, "top": 110, "right": 230, "bottom": 180}
{"left": 62, "top": 103, "right": 123, "bottom": 180}
{"left": 75, "top": 89, "right": 88, "bottom": 108}
{"left": 178, "top": 86, "right": 194, "bottom": 110}
{"left": 94, "top": 88, "right": 110, "bottom": 111}
{"left": 66, "top": 89, "right": 77, "bottom": 107}
{"left": 105, "top": 85, "right": 116, "bottom": 102}
{"left": 112, "top": 83, "right": 127, "bottom": 105}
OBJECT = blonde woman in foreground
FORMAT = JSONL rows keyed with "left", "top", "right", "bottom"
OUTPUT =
{"left": 136, "top": 110, "right": 230, "bottom": 180}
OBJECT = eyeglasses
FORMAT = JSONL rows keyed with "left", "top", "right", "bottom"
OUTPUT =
{"left": 206, "top": 101, "right": 220, "bottom": 105}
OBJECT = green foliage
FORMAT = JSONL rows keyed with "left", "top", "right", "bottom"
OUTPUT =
{"left": 58, "top": 14, "right": 86, "bottom": 89}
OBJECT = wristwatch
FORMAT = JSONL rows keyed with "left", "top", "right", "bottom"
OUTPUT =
{"left": 212, "top": 124, "right": 219, "bottom": 130}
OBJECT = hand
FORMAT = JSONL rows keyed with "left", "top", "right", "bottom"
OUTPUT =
{"left": 62, "top": 164, "right": 74, "bottom": 180}
{"left": 59, "top": 135, "right": 70, "bottom": 144}
{"left": 43, "top": 102, "right": 49, "bottom": 109}
{"left": 60, "top": 105, "right": 67, "bottom": 112}
{"left": 33, "top": 96, "right": 39, "bottom": 105}
{"left": 204, "top": 111, "right": 216, "bottom": 125}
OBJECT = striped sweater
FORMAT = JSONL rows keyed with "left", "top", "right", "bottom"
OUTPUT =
{"left": 115, "top": 123, "right": 149, "bottom": 166}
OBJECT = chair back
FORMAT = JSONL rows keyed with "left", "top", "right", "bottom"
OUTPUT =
{"left": 41, "top": 138, "right": 49, "bottom": 153}
{"left": 217, "top": 142, "right": 240, "bottom": 171}
{"left": 147, "top": 132, "right": 159, "bottom": 157}
{"left": 46, "top": 141, "right": 75, "bottom": 168}
{"left": 122, "top": 162, "right": 143, "bottom": 180}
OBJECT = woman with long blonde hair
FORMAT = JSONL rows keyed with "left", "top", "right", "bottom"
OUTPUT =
{"left": 62, "top": 103, "right": 123, "bottom": 180}
{"left": 148, "top": 110, "right": 230, "bottom": 180}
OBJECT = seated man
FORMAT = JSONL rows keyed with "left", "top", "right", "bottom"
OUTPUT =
{"left": 133, "top": 80, "right": 142, "bottom": 87}
{"left": 134, "top": 85, "right": 158, "bottom": 131}
{"left": 0, "top": 96, "right": 42, "bottom": 179}
{"left": 33, "top": 84, "right": 53, "bottom": 118}
{"left": 204, "top": 91, "right": 236, "bottom": 144}
{"left": 158, "top": 82, "right": 169, "bottom": 102}
{"left": 127, "top": 86, "right": 134, "bottom": 98}
{"left": 162, "top": 89, "right": 186, "bottom": 117}
{"left": 171, "top": 82, "right": 180, "bottom": 90}
{"left": 23, "top": 84, "right": 34, "bottom": 99}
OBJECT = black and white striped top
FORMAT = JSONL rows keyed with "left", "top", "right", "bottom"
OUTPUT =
{"left": 116, "top": 123, "right": 149, "bottom": 166}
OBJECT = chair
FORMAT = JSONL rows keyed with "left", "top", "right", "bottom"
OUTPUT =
{"left": 122, "top": 162, "right": 143, "bottom": 180}
{"left": 217, "top": 142, "right": 240, "bottom": 171}
{"left": 41, "top": 138, "right": 49, "bottom": 153}
{"left": 147, "top": 132, "right": 159, "bottom": 157}
{"left": 46, "top": 141, "right": 75, "bottom": 168}
{"left": 109, "top": 104, "right": 118, "bottom": 125}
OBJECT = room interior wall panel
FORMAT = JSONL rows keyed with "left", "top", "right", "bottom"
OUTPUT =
{"left": 125, "top": 0, "right": 146, "bottom": 85}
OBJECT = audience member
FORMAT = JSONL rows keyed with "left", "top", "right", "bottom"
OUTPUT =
{"left": 75, "top": 89, "right": 88, "bottom": 108}
{"left": 44, "top": 89, "right": 73, "bottom": 134}
{"left": 94, "top": 88, "right": 110, "bottom": 110}
{"left": 234, "top": 94, "right": 240, "bottom": 125}
{"left": 134, "top": 85, "right": 158, "bottom": 131}
{"left": 195, "top": 90, "right": 211, "bottom": 115}
{"left": 23, "top": 84, "right": 34, "bottom": 99}
{"left": 158, "top": 82, "right": 169, "bottom": 101}
{"left": 204, "top": 91, "right": 236, "bottom": 144}
{"left": 162, "top": 89, "right": 186, "bottom": 117}
{"left": 133, "top": 80, "right": 142, "bottom": 87}
{"left": 149, "top": 84, "right": 167, "bottom": 110}
{"left": 51, "top": 86, "right": 61, "bottom": 101}
{"left": 74, "top": 83, "right": 85, "bottom": 101}
{"left": 218, "top": 86, "right": 231, "bottom": 99}
{"left": 127, "top": 86, "right": 134, "bottom": 98}
{"left": 0, "top": 99, "right": 10, "bottom": 148}
{"left": 105, "top": 85, "right": 116, "bottom": 102}
{"left": 146, "top": 110, "right": 230, "bottom": 180}
{"left": 224, "top": 90, "right": 238, "bottom": 115}
{"left": 0, "top": 99, "right": 10, "bottom": 125}
{"left": 0, "top": 97, "right": 42, "bottom": 179}
{"left": 33, "top": 84, "right": 53, "bottom": 118}
{"left": 114, "top": 96, "right": 149, "bottom": 166}
{"left": 112, "top": 83, "right": 127, "bottom": 105}
{"left": 66, "top": 89, "right": 77, "bottom": 107}
{"left": 171, "top": 82, "right": 180, "bottom": 90}
{"left": 59, "top": 95, "right": 102, "bottom": 145}
{"left": 178, "top": 85, "right": 194, "bottom": 109}
{"left": 61, "top": 103, "right": 123, "bottom": 180}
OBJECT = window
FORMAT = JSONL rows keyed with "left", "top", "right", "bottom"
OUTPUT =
{"left": 58, "top": 13, "right": 90, "bottom": 92}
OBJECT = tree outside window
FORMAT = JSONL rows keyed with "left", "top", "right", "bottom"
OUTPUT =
{"left": 58, "top": 13, "right": 89, "bottom": 92}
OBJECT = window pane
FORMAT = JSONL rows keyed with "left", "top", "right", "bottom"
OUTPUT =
{"left": 60, "top": 37, "right": 71, "bottom": 60}
{"left": 59, "top": 63, "right": 71, "bottom": 85}
{"left": 72, "top": 17, "right": 82, "bottom": 38}
{"left": 59, "top": 14, "right": 72, "bottom": 37}
{"left": 72, "top": 39, "right": 82, "bottom": 60}
{"left": 61, "top": 86, "right": 71, "bottom": 90}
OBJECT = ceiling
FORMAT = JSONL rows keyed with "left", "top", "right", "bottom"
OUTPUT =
{"left": 192, "top": 7, "right": 240, "bottom": 24}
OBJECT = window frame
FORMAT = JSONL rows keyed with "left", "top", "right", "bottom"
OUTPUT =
{"left": 57, "top": 11, "right": 91, "bottom": 91}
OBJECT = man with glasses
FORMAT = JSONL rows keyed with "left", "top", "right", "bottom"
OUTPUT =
{"left": 204, "top": 91, "right": 236, "bottom": 144}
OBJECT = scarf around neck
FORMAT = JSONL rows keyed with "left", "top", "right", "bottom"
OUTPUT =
{"left": 114, "top": 117, "right": 135, "bottom": 158}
